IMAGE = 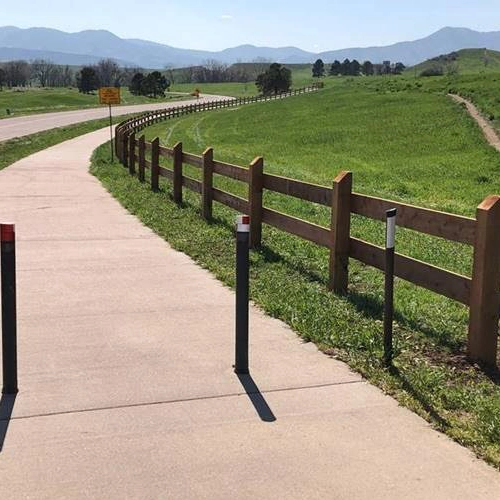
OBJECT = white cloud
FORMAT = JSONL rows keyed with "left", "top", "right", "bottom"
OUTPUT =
{"left": 221, "top": 15, "right": 233, "bottom": 21}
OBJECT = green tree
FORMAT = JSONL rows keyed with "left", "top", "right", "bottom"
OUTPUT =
{"left": 350, "top": 60, "right": 361, "bottom": 76}
{"left": 255, "top": 63, "right": 292, "bottom": 95}
{"left": 393, "top": 62, "right": 406, "bottom": 75}
{"left": 312, "top": 59, "right": 325, "bottom": 78}
{"left": 143, "top": 71, "right": 169, "bottom": 97}
{"left": 0, "top": 68, "right": 6, "bottom": 90}
{"left": 329, "top": 60, "right": 341, "bottom": 76}
{"left": 129, "top": 72, "right": 145, "bottom": 95}
{"left": 341, "top": 59, "right": 351, "bottom": 76}
{"left": 362, "top": 61, "right": 374, "bottom": 76}
{"left": 77, "top": 66, "right": 99, "bottom": 94}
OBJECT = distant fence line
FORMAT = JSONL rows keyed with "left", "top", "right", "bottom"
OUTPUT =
{"left": 114, "top": 83, "right": 500, "bottom": 370}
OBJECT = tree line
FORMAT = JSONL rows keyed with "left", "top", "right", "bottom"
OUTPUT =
{"left": 0, "top": 58, "right": 150, "bottom": 91}
{"left": 76, "top": 59, "right": 148, "bottom": 93}
{"left": 0, "top": 59, "right": 74, "bottom": 88}
{"left": 171, "top": 59, "right": 272, "bottom": 85}
{"left": 312, "top": 58, "right": 406, "bottom": 77}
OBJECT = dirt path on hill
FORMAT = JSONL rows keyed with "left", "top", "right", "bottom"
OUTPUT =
{"left": 449, "top": 93, "right": 500, "bottom": 153}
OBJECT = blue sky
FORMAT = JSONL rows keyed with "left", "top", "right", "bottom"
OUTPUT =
{"left": 1, "top": 0, "right": 499, "bottom": 51}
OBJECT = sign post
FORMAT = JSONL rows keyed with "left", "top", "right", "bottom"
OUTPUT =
{"left": 99, "top": 87, "right": 121, "bottom": 162}
{"left": 384, "top": 208, "right": 397, "bottom": 366}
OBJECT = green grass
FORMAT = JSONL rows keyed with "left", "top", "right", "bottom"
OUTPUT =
{"left": 92, "top": 82, "right": 500, "bottom": 468}
{"left": 408, "top": 49, "right": 500, "bottom": 76}
{"left": 0, "top": 87, "right": 188, "bottom": 119}
{"left": 170, "top": 82, "right": 259, "bottom": 98}
{"left": 324, "top": 73, "right": 500, "bottom": 136}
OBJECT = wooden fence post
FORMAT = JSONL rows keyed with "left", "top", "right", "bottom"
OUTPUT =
{"left": 329, "top": 171, "right": 353, "bottom": 294}
{"left": 151, "top": 137, "right": 160, "bottom": 192}
{"left": 122, "top": 132, "right": 129, "bottom": 167}
{"left": 248, "top": 157, "right": 264, "bottom": 248}
{"left": 173, "top": 142, "right": 183, "bottom": 204}
{"left": 202, "top": 148, "right": 214, "bottom": 219}
{"left": 138, "top": 135, "right": 145, "bottom": 183}
{"left": 115, "top": 128, "right": 121, "bottom": 159}
{"left": 128, "top": 133, "right": 136, "bottom": 175}
{"left": 468, "top": 195, "right": 500, "bottom": 368}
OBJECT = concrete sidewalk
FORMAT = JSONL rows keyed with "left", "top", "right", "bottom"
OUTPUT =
{"left": 0, "top": 128, "right": 499, "bottom": 499}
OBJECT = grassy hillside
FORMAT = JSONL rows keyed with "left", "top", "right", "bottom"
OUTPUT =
{"left": 408, "top": 48, "right": 500, "bottom": 76}
{"left": 145, "top": 81, "right": 500, "bottom": 216}
{"left": 0, "top": 87, "right": 187, "bottom": 119}
{"left": 350, "top": 72, "right": 500, "bottom": 134}
{"left": 94, "top": 82, "right": 500, "bottom": 467}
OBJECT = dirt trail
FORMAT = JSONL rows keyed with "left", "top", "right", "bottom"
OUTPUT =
{"left": 449, "top": 93, "right": 500, "bottom": 153}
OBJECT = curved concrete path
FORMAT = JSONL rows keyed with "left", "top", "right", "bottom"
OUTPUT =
{"left": 0, "top": 94, "right": 229, "bottom": 142}
{"left": 0, "top": 129, "right": 499, "bottom": 499}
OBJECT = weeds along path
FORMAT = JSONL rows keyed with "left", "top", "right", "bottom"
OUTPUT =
{"left": 449, "top": 93, "right": 500, "bottom": 153}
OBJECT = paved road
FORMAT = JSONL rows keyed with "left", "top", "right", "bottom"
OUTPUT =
{"left": 0, "top": 94, "right": 228, "bottom": 142}
{"left": 0, "top": 129, "right": 499, "bottom": 498}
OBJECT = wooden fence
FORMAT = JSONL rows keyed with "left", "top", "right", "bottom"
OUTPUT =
{"left": 114, "top": 85, "right": 500, "bottom": 370}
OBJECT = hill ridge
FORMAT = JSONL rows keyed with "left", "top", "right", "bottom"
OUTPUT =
{"left": 1, "top": 25, "right": 500, "bottom": 68}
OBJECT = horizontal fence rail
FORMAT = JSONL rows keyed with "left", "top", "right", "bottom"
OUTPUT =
{"left": 115, "top": 82, "right": 500, "bottom": 370}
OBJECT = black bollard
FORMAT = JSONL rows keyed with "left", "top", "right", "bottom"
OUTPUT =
{"left": 384, "top": 209, "right": 397, "bottom": 366}
{"left": 234, "top": 215, "right": 250, "bottom": 374}
{"left": 1, "top": 224, "right": 18, "bottom": 394}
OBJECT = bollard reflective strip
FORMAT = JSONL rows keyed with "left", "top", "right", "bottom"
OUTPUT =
{"left": 386, "top": 209, "right": 396, "bottom": 249}
{"left": 1, "top": 223, "right": 15, "bottom": 242}
{"left": 237, "top": 214, "right": 250, "bottom": 233}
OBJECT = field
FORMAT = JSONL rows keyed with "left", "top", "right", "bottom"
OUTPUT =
{"left": 0, "top": 87, "right": 187, "bottom": 119}
{"left": 169, "top": 66, "right": 318, "bottom": 97}
{"left": 92, "top": 77, "right": 500, "bottom": 467}
{"left": 169, "top": 82, "right": 259, "bottom": 98}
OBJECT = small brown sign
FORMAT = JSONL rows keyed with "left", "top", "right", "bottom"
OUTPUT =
{"left": 99, "top": 87, "right": 121, "bottom": 105}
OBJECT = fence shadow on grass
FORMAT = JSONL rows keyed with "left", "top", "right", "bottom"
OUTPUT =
{"left": 0, "top": 393, "right": 17, "bottom": 453}
{"left": 259, "top": 242, "right": 466, "bottom": 355}
{"left": 388, "top": 365, "right": 449, "bottom": 430}
{"left": 236, "top": 373, "right": 276, "bottom": 423}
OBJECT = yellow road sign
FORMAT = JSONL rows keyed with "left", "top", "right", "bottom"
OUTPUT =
{"left": 99, "top": 87, "right": 121, "bottom": 105}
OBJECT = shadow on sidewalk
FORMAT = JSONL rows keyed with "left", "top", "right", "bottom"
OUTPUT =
{"left": 0, "top": 393, "right": 17, "bottom": 452}
{"left": 237, "top": 373, "right": 276, "bottom": 423}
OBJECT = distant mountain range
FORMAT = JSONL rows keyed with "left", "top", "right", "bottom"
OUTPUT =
{"left": 1, "top": 25, "right": 500, "bottom": 68}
